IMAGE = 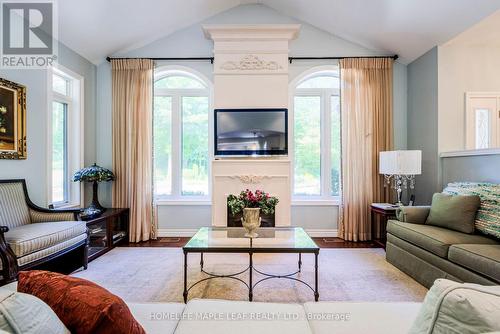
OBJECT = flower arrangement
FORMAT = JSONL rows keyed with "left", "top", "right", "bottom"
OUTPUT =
{"left": 227, "top": 189, "right": 279, "bottom": 216}
{"left": 0, "top": 106, "right": 7, "bottom": 133}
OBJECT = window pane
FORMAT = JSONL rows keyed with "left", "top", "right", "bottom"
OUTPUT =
{"left": 297, "top": 75, "right": 339, "bottom": 89}
{"left": 182, "top": 96, "right": 209, "bottom": 196}
{"left": 331, "top": 96, "right": 341, "bottom": 196}
{"left": 53, "top": 74, "right": 69, "bottom": 95}
{"left": 154, "top": 96, "right": 173, "bottom": 196}
{"left": 155, "top": 76, "right": 205, "bottom": 89}
{"left": 294, "top": 96, "right": 321, "bottom": 195}
{"left": 52, "top": 101, "right": 67, "bottom": 203}
{"left": 475, "top": 108, "right": 490, "bottom": 149}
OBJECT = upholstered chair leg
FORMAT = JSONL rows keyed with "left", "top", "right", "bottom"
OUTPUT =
{"left": 0, "top": 226, "right": 19, "bottom": 284}
{"left": 83, "top": 228, "right": 90, "bottom": 270}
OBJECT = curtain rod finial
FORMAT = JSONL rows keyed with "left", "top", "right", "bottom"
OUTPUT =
{"left": 106, "top": 57, "right": 111, "bottom": 62}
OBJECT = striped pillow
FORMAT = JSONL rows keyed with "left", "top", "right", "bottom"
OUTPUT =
{"left": 443, "top": 182, "right": 500, "bottom": 239}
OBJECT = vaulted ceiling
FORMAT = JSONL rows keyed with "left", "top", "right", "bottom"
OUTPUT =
{"left": 58, "top": 0, "right": 500, "bottom": 64}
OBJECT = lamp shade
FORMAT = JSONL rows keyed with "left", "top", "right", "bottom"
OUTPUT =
{"left": 73, "top": 163, "right": 115, "bottom": 183}
{"left": 379, "top": 150, "right": 422, "bottom": 175}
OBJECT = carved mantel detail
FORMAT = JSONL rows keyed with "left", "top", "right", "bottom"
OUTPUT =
{"left": 228, "top": 175, "right": 271, "bottom": 184}
{"left": 220, "top": 55, "right": 283, "bottom": 71}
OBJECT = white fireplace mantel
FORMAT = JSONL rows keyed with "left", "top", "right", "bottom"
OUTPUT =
{"left": 211, "top": 159, "right": 291, "bottom": 227}
{"left": 206, "top": 24, "right": 298, "bottom": 226}
{"left": 203, "top": 24, "right": 300, "bottom": 109}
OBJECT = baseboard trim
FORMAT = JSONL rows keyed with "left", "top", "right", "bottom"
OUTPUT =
{"left": 304, "top": 229, "right": 338, "bottom": 237}
{"left": 157, "top": 228, "right": 338, "bottom": 238}
{"left": 157, "top": 229, "right": 200, "bottom": 237}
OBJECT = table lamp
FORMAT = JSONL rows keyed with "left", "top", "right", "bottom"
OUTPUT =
{"left": 73, "top": 163, "right": 115, "bottom": 220}
{"left": 379, "top": 150, "right": 422, "bottom": 206}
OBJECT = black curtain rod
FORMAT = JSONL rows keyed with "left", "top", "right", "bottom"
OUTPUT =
{"left": 105, "top": 56, "right": 215, "bottom": 63}
{"left": 106, "top": 55, "right": 398, "bottom": 63}
{"left": 288, "top": 55, "right": 398, "bottom": 63}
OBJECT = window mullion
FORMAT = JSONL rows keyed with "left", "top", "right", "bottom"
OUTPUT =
{"left": 171, "top": 95, "right": 182, "bottom": 198}
{"left": 63, "top": 103, "right": 69, "bottom": 203}
{"left": 322, "top": 91, "right": 332, "bottom": 198}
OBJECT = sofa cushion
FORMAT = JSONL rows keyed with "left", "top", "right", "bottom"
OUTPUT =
{"left": 387, "top": 220, "right": 497, "bottom": 258}
{"left": 174, "top": 299, "right": 312, "bottom": 334}
{"left": 128, "top": 302, "right": 186, "bottom": 334}
{"left": 444, "top": 182, "right": 500, "bottom": 239}
{"left": 304, "top": 302, "right": 421, "bottom": 334}
{"left": 408, "top": 279, "right": 500, "bottom": 334}
{"left": 16, "top": 234, "right": 87, "bottom": 267}
{"left": 5, "top": 221, "right": 87, "bottom": 257}
{"left": 0, "top": 288, "right": 69, "bottom": 334}
{"left": 448, "top": 244, "right": 500, "bottom": 282}
{"left": 426, "top": 193, "right": 480, "bottom": 234}
{"left": 0, "top": 182, "right": 31, "bottom": 229}
{"left": 17, "top": 271, "right": 145, "bottom": 334}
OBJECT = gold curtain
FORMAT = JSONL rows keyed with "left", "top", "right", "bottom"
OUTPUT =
{"left": 338, "top": 58, "right": 393, "bottom": 241}
{"left": 111, "top": 59, "right": 156, "bottom": 242}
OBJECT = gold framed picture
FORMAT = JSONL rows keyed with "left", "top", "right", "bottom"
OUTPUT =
{"left": 0, "top": 78, "right": 26, "bottom": 159}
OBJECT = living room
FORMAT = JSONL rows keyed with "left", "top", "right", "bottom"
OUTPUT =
{"left": 0, "top": 0, "right": 499, "bottom": 333}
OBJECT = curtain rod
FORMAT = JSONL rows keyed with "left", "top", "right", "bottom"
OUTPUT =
{"left": 105, "top": 57, "right": 215, "bottom": 63}
{"left": 288, "top": 55, "right": 398, "bottom": 63}
{"left": 105, "top": 55, "right": 399, "bottom": 63}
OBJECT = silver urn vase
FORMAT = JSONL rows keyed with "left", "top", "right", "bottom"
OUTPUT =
{"left": 241, "top": 207, "right": 261, "bottom": 238}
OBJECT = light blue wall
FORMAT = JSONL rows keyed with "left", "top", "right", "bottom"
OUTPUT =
{"left": 0, "top": 42, "right": 97, "bottom": 206}
{"left": 442, "top": 154, "right": 500, "bottom": 186}
{"left": 407, "top": 47, "right": 439, "bottom": 204}
{"left": 96, "top": 4, "right": 408, "bottom": 232}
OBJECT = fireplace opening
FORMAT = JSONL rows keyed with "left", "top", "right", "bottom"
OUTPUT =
{"left": 227, "top": 201, "right": 275, "bottom": 227}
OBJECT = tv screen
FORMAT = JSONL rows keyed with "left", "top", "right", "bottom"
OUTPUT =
{"left": 214, "top": 109, "right": 288, "bottom": 156}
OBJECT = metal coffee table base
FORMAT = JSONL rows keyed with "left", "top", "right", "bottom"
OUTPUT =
{"left": 183, "top": 251, "right": 319, "bottom": 303}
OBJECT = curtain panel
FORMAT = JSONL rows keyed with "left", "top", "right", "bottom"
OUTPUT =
{"left": 111, "top": 59, "right": 156, "bottom": 242}
{"left": 339, "top": 58, "right": 393, "bottom": 242}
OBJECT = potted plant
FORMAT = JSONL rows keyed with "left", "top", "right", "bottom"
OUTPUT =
{"left": 227, "top": 189, "right": 279, "bottom": 238}
{"left": 73, "top": 163, "right": 115, "bottom": 220}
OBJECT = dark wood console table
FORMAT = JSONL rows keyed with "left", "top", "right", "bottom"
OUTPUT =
{"left": 81, "top": 208, "right": 129, "bottom": 262}
{"left": 370, "top": 203, "right": 398, "bottom": 249}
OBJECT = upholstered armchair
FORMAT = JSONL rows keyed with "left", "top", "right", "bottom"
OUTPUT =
{"left": 0, "top": 179, "right": 89, "bottom": 284}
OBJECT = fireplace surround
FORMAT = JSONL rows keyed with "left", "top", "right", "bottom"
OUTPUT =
{"left": 226, "top": 203, "right": 275, "bottom": 227}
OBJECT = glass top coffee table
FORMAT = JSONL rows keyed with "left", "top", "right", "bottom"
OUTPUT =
{"left": 182, "top": 227, "right": 320, "bottom": 303}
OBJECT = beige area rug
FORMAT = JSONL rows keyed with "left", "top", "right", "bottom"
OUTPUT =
{"left": 73, "top": 247, "right": 427, "bottom": 303}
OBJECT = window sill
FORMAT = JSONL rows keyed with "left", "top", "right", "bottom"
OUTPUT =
{"left": 155, "top": 199, "right": 211, "bottom": 206}
{"left": 154, "top": 199, "right": 341, "bottom": 206}
{"left": 52, "top": 203, "right": 81, "bottom": 210}
{"left": 291, "top": 199, "right": 340, "bottom": 206}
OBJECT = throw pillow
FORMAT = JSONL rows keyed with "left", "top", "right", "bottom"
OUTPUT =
{"left": 396, "top": 206, "right": 431, "bottom": 224}
{"left": 426, "top": 193, "right": 480, "bottom": 233}
{"left": 444, "top": 182, "right": 500, "bottom": 239}
{"left": 17, "top": 271, "right": 145, "bottom": 334}
{"left": 0, "top": 288, "right": 69, "bottom": 334}
{"left": 408, "top": 279, "right": 500, "bottom": 334}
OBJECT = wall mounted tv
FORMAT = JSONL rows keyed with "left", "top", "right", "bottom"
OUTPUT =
{"left": 214, "top": 108, "right": 288, "bottom": 156}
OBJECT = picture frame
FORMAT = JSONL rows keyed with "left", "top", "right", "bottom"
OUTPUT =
{"left": 0, "top": 78, "right": 26, "bottom": 159}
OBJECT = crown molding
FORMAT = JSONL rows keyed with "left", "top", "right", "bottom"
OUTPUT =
{"left": 202, "top": 24, "right": 301, "bottom": 41}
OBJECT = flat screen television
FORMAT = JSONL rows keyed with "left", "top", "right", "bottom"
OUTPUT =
{"left": 214, "top": 108, "right": 288, "bottom": 156}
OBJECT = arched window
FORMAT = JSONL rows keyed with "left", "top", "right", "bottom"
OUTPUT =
{"left": 153, "top": 69, "right": 210, "bottom": 198}
{"left": 293, "top": 68, "right": 340, "bottom": 198}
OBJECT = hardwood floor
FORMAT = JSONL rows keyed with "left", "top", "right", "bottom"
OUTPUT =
{"left": 123, "top": 237, "right": 380, "bottom": 248}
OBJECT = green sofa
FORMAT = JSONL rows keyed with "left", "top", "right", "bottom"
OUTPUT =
{"left": 386, "top": 182, "right": 500, "bottom": 288}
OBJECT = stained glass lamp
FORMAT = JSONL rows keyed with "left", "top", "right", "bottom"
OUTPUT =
{"left": 73, "top": 163, "right": 115, "bottom": 219}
